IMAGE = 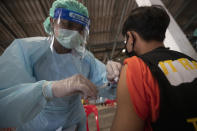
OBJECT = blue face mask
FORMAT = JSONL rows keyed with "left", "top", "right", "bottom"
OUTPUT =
{"left": 55, "top": 28, "right": 84, "bottom": 49}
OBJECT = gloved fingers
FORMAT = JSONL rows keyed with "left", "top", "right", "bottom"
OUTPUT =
{"left": 116, "top": 62, "right": 122, "bottom": 70}
{"left": 71, "top": 90, "right": 93, "bottom": 100}
{"left": 82, "top": 81, "right": 98, "bottom": 97}
{"left": 82, "top": 93, "right": 97, "bottom": 100}
{"left": 106, "top": 61, "right": 114, "bottom": 75}
{"left": 107, "top": 62, "right": 116, "bottom": 80}
{"left": 55, "top": 74, "right": 98, "bottom": 98}
{"left": 80, "top": 85, "right": 97, "bottom": 98}
{"left": 114, "top": 67, "right": 119, "bottom": 77}
{"left": 107, "top": 61, "right": 122, "bottom": 76}
{"left": 111, "top": 62, "right": 121, "bottom": 77}
{"left": 107, "top": 74, "right": 115, "bottom": 81}
{"left": 78, "top": 77, "right": 98, "bottom": 94}
{"left": 107, "top": 72, "right": 115, "bottom": 81}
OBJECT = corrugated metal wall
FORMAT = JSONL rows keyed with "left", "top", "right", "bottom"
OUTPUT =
{"left": 0, "top": 0, "right": 196, "bottom": 60}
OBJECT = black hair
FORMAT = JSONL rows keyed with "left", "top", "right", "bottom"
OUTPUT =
{"left": 122, "top": 5, "right": 170, "bottom": 42}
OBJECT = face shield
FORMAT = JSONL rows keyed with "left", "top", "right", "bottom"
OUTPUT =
{"left": 50, "top": 8, "right": 90, "bottom": 57}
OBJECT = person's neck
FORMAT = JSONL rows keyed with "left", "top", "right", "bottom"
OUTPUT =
{"left": 139, "top": 40, "right": 164, "bottom": 55}
{"left": 53, "top": 40, "right": 72, "bottom": 54}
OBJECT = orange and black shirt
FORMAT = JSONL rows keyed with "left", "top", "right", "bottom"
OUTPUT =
{"left": 124, "top": 47, "right": 197, "bottom": 131}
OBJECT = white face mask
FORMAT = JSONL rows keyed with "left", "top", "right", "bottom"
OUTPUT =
{"left": 55, "top": 28, "right": 84, "bottom": 49}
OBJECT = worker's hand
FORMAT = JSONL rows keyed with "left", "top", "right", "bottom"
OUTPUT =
{"left": 106, "top": 61, "right": 122, "bottom": 82}
{"left": 51, "top": 74, "right": 98, "bottom": 99}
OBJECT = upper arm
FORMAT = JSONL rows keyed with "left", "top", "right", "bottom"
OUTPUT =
{"left": 111, "top": 64, "right": 145, "bottom": 131}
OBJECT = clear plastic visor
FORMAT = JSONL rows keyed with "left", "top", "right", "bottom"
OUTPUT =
{"left": 53, "top": 8, "right": 90, "bottom": 44}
